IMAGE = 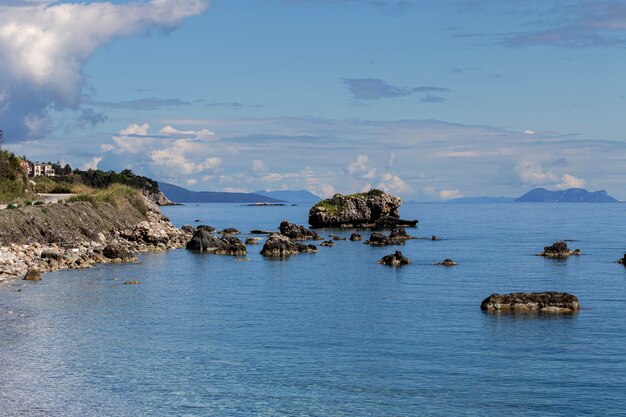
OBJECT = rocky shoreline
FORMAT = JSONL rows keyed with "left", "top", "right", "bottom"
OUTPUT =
{"left": 0, "top": 194, "right": 191, "bottom": 284}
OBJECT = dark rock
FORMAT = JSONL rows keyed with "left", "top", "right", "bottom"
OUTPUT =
{"left": 431, "top": 235, "right": 440, "bottom": 241}
{"left": 438, "top": 259, "right": 457, "bottom": 266}
{"left": 23, "top": 269, "right": 41, "bottom": 281}
{"left": 480, "top": 292, "right": 580, "bottom": 313}
{"left": 279, "top": 220, "right": 322, "bottom": 241}
{"left": 389, "top": 227, "right": 412, "bottom": 240}
{"left": 194, "top": 219, "right": 202, "bottom": 222}
{"left": 40, "top": 249, "right": 62, "bottom": 260}
{"left": 349, "top": 233, "right": 362, "bottom": 241}
{"left": 537, "top": 241, "right": 580, "bottom": 258}
{"left": 181, "top": 225, "right": 196, "bottom": 234}
{"left": 250, "top": 229, "right": 272, "bottom": 235}
{"left": 103, "top": 244, "right": 133, "bottom": 260}
{"left": 617, "top": 253, "right": 626, "bottom": 264}
{"left": 308, "top": 189, "right": 418, "bottom": 228}
{"left": 220, "top": 228, "right": 240, "bottom": 236}
{"left": 329, "top": 234, "right": 346, "bottom": 241}
{"left": 124, "top": 280, "right": 140, "bottom": 285}
{"left": 375, "top": 215, "right": 418, "bottom": 229}
{"left": 364, "top": 232, "right": 405, "bottom": 247}
{"left": 197, "top": 225, "right": 216, "bottom": 233}
{"left": 320, "top": 240, "right": 335, "bottom": 247}
{"left": 186, "top": 229, "right": 247, "bottom": 255}
{"left": 245, "top": 237, "right": 261, "bottom": 245}
{"left": 378, "top": 251, "right": 411, "bottom": 266}
{"left": 260, "top": 234, "right": 317, "bottom": 257}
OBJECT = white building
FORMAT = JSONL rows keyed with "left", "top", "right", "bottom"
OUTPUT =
{"left": 32, "top": 163, "right": 55, "bottom": 177}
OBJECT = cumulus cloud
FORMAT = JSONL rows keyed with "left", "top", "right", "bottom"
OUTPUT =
{"left": 0, "top": 0, "right": 209, "bottom": 141}
{"left": 438, "top": 189, "right": 463, "bottom": 200}
{"left": 514, "top": 160, "right": 586, "bottom": 190}
{"left": 346, "top": 154, "right": 377, "bottom": 179}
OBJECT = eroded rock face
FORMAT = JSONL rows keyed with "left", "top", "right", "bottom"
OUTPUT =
{"left": 279, "top": 221, "right": 322, "bottom": 241}
{"left": 378, "top": 251, "right": 411, "bottom": 266}
{"left": 537, "top": 241, "right": 580, "bottom": 258}
{"left": 308, "top": 190, "right": 417, "bottom": 228}
{"left": 260, "top": 234, "right": 317, "bottom": 257}
{"left": 186, "top": 229, "right": 247, "bottom": 255}
{"left": 480, "top": 292, "right": 580, "bottom": 313}
{"left": 364, "top": 232, "right": 405, "bottom": 247}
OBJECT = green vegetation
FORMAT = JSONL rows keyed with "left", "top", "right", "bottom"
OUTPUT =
{"left": 0, "top": 150, "right": 31, "bottom": 203}
{"left": 67, "top": 184, "right": 148, "bottom": 215}
{"left": 36, "top": 167, "right": 159, "bottom": 195}
{"left": 312, "top": 189, "right": 385, "bottom": 214}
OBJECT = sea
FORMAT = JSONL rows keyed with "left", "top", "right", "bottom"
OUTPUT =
{"left": 1, "top": 202, "right": 625, "bottom": 416}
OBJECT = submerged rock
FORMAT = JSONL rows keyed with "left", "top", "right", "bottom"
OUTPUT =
{"left": 186, "top": 229, "right": 247, "bottom": 255}
{"left": 220, "top": 228, "right": 240, "bottom": 236}
{"left": 437, "top": 259, "right": 457, "bottom": 266}
{"left": 378, "top": 251, "right": 411, "bottom": 266}
{"left": 480, "top": 292, "right": 580, "bottom": 313}
{"left": 308, "top": 189, "right": 417, "bottom": 228}
{"left": 537, "top": 241, "right": 580, "bottom": 258}
{"left": 279, "top": 220, "right": 322, "bottom": 241}
{"left": 260, "top": 234, "right": 317, "bottom": 257}
{"left": 23, "top": 269, "right": 41, "bottom": 281}
{"left": 320, "top": 240, "right": 335, "bottom": 247}
{"left": 349, "top": 233, "right": 362, "bottom": 241}
{"left": 250, "top": 229, "right": 272, "bottom": 235}
{"left": 329, "top": 234, "right": 346, "bottom": 241}
{"left": 364, "top": 232, "right": 405, "bottom": 247}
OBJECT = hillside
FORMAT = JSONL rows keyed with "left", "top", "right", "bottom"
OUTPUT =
{"left": 158, "top": 182, "right": 284, "bottom": 203}
{"left": 253, "top": 189, "right": 320, "bottom": 203}
{"left": 515, "top": 188, "right": 618, "bottom": 203}
{"left": 0, "top": 150, "right": 30, "bottom": 203}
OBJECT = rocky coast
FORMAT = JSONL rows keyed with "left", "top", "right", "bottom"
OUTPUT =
{"left": 0, "top": 191, "right": 191, "bottom": 283}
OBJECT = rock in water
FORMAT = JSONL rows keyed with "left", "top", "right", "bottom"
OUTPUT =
{"left": 197, "top": 225, "right": 216, "bottom": 233}
{"left": 186, "top": 229, "right": 247, "bottom": 256}
{"left": 279, "top": 220, "right": 322, "bottom": 241}
{"left": 245, "top": 237, "right": 261, "bottom": 245}
{"left": 320, "top": 240, "right": 335, "bottom": 247}
{"left": 220, "top": 228, "right": 240, "bottom": 236}
{"left": 260, "top": 234, "right": 317, "bottom": 257}
{"left": 537, "top": 241, "right": 580, "bottom": 258}
{"left": 389, "top": 227, "right": 412, "bottom": 240}
{"left": 617, "top": 254, "right": 626, "bottom": 264}
{"left": 349, "top": 233, "right": 362, "bottom": 241}
{"left": 308, "top": 189, "right": 418, "bottom": 228}
{"left": 103, "top": 244, "right": 133, "bottom": 260}
{"left": 378, "top": 251, "right": 411, "bottom": 266}
{"left": 364, "top": 232, "right": 405, "bottom": 246}
{"left": 480, "top": 292, "right": 580, "bottom": 313}
{"left": 23, "top": 269, "right": 41, "bottom": 281}
{"left": 438, "top": 259, "right": 457, "bottom": 266}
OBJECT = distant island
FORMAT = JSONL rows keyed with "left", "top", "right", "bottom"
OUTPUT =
{"left": 158, "top": 182, "right": 284, "bottom": 204}
{"left": 515, "top": 188, "right": 618, "bottom": 203}
{"left": 253, "top": 189, "right": 320, "bottom": 203}
{"left": 445, "top": 188, "right": 619, "bottom": 203}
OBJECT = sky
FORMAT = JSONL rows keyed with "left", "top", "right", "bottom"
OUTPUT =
{"left": 1, "top": 0, "right": 626, "bottom": 200}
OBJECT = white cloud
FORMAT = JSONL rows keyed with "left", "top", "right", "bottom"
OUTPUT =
{"left": 376, "top": 172, "right": 410, "bottom": 194}
{"left": 555, "top": 174, "right": 586, "bottom": 190}
{"left": 80, "top": 156, "right": 102, "bottom": 171}
{"left": 524, "top": 129, "right": 536, "bottom": 135}
{"left": 0, "top": 0, "right": 208, "bottom": 141}
{"left": 438, "top": 189, "right": 463, "bottom": 200}
{"left": 347, "top": 154, "right": 377, "bottom": 179}
{"left": 251, "top": 159, "right": 267, "bottom": 173}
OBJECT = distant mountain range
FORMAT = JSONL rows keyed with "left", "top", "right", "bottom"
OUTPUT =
{"left": 447, "top": 188, "right": 619, "bottom": 203}
{"left": 158, "top": 182, "right": 284, "bottom": 203}
{"left": 253, "top": 189, "right": 321, "bottom": 203}
{"left": 515, "top": 188, "right": 618, "bottom": 203}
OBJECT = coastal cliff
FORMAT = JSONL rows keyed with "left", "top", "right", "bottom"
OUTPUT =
{"left": 0, "top": 186, "right": 190, "bottom": 283}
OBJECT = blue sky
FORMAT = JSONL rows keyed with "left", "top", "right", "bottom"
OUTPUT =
{"left": 2, "top": 0, "right": 626, "bottom": 199}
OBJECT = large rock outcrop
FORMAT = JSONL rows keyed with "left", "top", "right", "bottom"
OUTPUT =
{"left": 537, "top": 241, "right": 580, "bottom": 258}
{"left": 279, "top": 220, "right": 322, "bottom": 241}
{"left": 480, "top": 292, "right": 580, "bottom": 313}
{"left": 308, "top": 190, "right": 417, "bottom": 228}
{"left": 186, "top": 229, "right": 247, "bottom": 256}
{"left": 260, "top": 234, "right": 317, "bottom": 257}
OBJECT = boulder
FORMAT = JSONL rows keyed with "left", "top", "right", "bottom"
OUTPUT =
{"left": 308, "top": 189, "right": 418, "bottom": 228}
{"left": 245, "top": 237, "right": 261, "bottom": 245}
{"left": 181, "top": 225, "right": 196, "bottom": 234}
{"left": 438, "top": 259, "right": 457, "bottom": 266}
{"left": 431, "top": 235, "right": 440, "bottom": 241}
{"left": 103, "top": 244, "right": 134, "bottom": 260}
{"left": 349, "top": 233, "right": 362, "bottom": 241}
{"left": 260, "top": 234, "right": 317, "bottom": 257}
{"left": 320, "top": 240, "right": 335, "bottom": 247}
{"left": 378, "top": 251, "right": 411, "bottom": 266}
{"left": 196, "top": 225, "right": 216, "bottom": 233}
{"left": 389, "top": 227, "right": 412, "bottom": 240}
{"left": 186, "top": 229, "right": 247, "bottom": 255}
{"left": 23, "top": 269, "right": 42, "bottom": 281}
{"left": 537, "top": 241, "right": 580, "bottom": 258}
{"left": 480, "top": 292, "right": 580, "bottom": 313}
{"left": 329, "top": 234, "right": 346, "bottom": 241}
{"left": 40, "top": 249, "right": 63, "bottom": 260}
{"left": 617, "top": 254, "right": 626, "bottom": 264}
{"left": 364, "top": 232, "right": 405, "bottom": 247}
{"left": 220, "top": 228, "right": 240, "bottom": 236}
{"left": 279, "top": 220, "right": 322, "bottom": 241}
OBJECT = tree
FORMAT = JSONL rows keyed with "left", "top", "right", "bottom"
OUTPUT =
{"left": 0, "top": 130, "right": 4, "bottom": 149}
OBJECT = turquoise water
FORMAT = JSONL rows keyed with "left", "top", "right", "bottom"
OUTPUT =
{"left": 1, "top": 203, "right": 626, "bottom": 416}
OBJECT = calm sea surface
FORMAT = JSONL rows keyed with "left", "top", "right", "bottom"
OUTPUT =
{"left": 1, "top": 203, "right": 626, "bottom": 416}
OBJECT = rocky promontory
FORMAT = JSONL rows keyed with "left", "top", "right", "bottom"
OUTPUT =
{"left": 0, "top": 188, "right": 191, "bottom": 283}
{"left": 480, "top": 292, "right": 580, "bottom": 313}
{"left": 308, "top": 190, "right": 417, "bottom": 228}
